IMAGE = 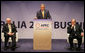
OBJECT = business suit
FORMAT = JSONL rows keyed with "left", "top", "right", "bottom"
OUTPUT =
{"left": 2, "top": 23, "right": 17, "bottom": 48}
{"left": 67, "top": 23, "right": 83, "bottom": 48}
{"left": 36, "top": 9, "right": 51, "bottom": 19}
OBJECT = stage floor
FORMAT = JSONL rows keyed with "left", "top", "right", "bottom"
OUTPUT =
{"left": 1, "top": 39, "right": 84, "bottom": 52}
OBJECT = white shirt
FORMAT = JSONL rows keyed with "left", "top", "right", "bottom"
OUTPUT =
{"left": 8, "top": 24, "right": 12, "bottom": 33}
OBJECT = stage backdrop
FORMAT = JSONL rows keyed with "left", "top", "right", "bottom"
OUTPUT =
{"left": 1, "top": 1, "right": 84, "bottom": 39}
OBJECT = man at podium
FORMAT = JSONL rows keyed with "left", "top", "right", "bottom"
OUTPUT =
{"left": 34, "top": 4, "right": 52, "bottom": 50}
{"left": 35, "top": 4, "right": 51, "bottom": 19}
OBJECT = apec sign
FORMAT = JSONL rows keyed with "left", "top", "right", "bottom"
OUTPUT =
{"left": 1, "top": 20, "right": 84, "bottom": 30}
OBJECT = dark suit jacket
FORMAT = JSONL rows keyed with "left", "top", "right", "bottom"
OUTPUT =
{"left": 36, "top": 9, "right": 51, "bottom": 19}
{"left": 2, "top": 23, "right": 17, "bottom": 37}
{"left": 67, "top": 23, "right": 83, "bottom": 37}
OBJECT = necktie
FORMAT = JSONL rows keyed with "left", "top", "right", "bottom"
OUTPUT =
{"left": 42, "top": 11, "right": 44, "bottom": 19}
{"left": 8, "top": 24, "right": 12, "bottom": 33}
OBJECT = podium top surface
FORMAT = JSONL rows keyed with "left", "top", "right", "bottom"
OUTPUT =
{"left": 33, "top": 19, "right": 52, "bottom": 21}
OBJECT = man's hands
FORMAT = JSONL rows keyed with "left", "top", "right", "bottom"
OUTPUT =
{"left": 71, "top": 25, "right": 74, "bottom": 29}
{"left": 7, "top": 33, "right": 14, "bottom": 36}
{"left": 34, "top": 17, "right": 37, "bottom": 19}
{"left": 81, "top": 32, "right": 84, "bottom": 37}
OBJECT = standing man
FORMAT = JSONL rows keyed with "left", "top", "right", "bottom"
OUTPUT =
{"left": 67, "top": 19, "right": 84, "bottom": 50}
{"left": 2, "top": 18, "right": 17, "bottom": 51}
{"left": 35, "top": 4, "right": 51, "bottom": 19}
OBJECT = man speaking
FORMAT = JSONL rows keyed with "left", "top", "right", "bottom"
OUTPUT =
{"left": 35, "top": 4, "right": 51, "bottom": 19}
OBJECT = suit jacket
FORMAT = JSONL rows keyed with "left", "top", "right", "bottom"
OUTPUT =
{"left": 36, "top": 9, "right": 51, "bottom": 19}
{"left": 2, "top": 23, "right": 17, "bottom": 37}
{"left": 67, "top": 23, "right": 83, "bottom": 37}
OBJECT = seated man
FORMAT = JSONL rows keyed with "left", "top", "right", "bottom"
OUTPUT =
{"left": 2, "top": 18, "right": 17, "bottom": 51}
{"left": 67, "top": 19, "right": 84, "bottom": 50}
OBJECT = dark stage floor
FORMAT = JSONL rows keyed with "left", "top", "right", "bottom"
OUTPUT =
{"left": 1, "top": 39, "right": 84, "bottom": 52}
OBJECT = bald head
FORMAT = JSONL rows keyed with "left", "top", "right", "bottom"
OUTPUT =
{"left": 71, "top": 19, "right": 76, "bottom": 25}
{"left": 40, "top": 4, "right": 45, "bottom": 11}
{"left": 6, "top": 18, "right": 11, "bottom": 24}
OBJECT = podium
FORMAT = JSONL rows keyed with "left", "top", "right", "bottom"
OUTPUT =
{"left": 33, "top": 19, "right": 52, "bottom": 50}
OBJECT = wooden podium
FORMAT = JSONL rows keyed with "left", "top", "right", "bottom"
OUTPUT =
{"left": 33, "top": 19, "right": 52, "bottom": 50}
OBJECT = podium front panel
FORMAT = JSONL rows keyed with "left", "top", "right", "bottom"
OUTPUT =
{"left": 33, "top": 19, "right": 52, "bottom": 50}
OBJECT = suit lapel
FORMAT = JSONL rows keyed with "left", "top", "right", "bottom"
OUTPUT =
{"left": 11, "top": 24, "right": 13, "bottom": 31}
{"left": 6, "top": 23, "right": 9, "bottom": 29}
{"left": 40, "top": 10, "right": 43, "bottom": 19}
{"left": 75, "top": 24, "right": 78, "bottom": 31}
{"left": 6, "top": 23, "right": 9, "bottom": 32}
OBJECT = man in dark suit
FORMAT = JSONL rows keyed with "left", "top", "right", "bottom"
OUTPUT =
{"left": 67, "top": 19, "right": 84, "bottom": 50}
{"left": 35, "top": 4, "right": 51, "bottom": 19}
{"left": 2, "top": 18, "right": 17, "bottom": 51}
